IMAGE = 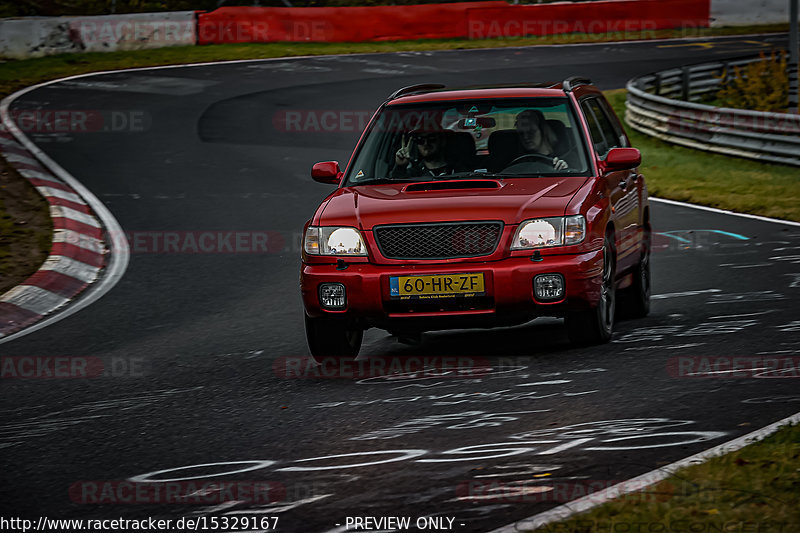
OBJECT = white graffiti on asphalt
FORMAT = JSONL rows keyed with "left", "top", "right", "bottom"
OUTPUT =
{"left": 614, "top": 320, "right": 759, "bottom": 343}
{"left": 706, "top": 291, "right": 786, "bottom": 304}
{"left": 354, "top": 365, "right": 528, "bottom": 387}
{"left": 349, "top": 410, "right": 550, "bottom": 441}
{"left": 508, "top": 418, "right": 727, "bottom": 451}
{"left": 131, "top": 418, "right": 727, "bottom": 482}
{"left": 311, "top": 388, "right": 599, "bottom": 408}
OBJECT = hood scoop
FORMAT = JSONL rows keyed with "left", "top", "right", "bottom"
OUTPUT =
{"left": 403, "top": 179, "right": 502, "bottom": 193}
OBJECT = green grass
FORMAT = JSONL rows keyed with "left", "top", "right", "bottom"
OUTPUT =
{"left": 532, "top": 423, "right": 800, "bottom": 532}
{"left": 0, "top": 23, "right": 789, "bottom": 97}
{"left": 606, "top": 89, "right": 800, "bottom": 222}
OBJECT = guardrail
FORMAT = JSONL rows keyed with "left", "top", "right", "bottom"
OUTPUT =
{"left": 625, "top": 57, "right": 800, "bottom": 167}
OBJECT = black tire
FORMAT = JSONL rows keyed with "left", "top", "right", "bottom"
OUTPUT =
{"left": 305, "top": 314, "right": 363, "bottom": 361}
{"left": 621, "top": 224, "right": 651, "bottom": 319}
{"left": 566, "top": 233, "right": 616, "bottom": 345}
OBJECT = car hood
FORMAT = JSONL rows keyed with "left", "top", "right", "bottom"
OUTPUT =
{"left": 317, "top": 177, "right": 590, "bottom": 229}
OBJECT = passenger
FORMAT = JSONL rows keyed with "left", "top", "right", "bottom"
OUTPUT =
{"left": 515, "top": 109, "right": 569, "bottom": 170}
{"left": 393, "top": 131, "right": 458, "bottom": 178}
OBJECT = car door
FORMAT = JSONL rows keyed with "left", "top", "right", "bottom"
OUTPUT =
{"left": 579, "top": 97, "right": 641, "bottom": 272}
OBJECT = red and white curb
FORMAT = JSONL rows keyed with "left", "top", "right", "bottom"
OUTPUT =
{"left": 0, "top": 123, "right": 106, "bottom": 337}
{"left": 0, "top": 79, "right": 129, "bottom": 345}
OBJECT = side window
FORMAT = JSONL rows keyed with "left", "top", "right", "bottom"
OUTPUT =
{"left": 597, "top": 98, "right": 630, "bottom": 148}
{"left": 587, "top": 99, "right": 620, "bottom": 156}
{"left": 580, "top": 100, "right": 609, "bottom": 156}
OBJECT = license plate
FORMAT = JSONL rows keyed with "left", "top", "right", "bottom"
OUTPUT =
{"left": 389, "top": 273, "right": 485, "bottom": 299}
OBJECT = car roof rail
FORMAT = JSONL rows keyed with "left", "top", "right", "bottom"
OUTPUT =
{"left": 562, "top": 76, "right": 592, "bottom": 92}
{"left": 458, "top": 81, "right": 558, "bottom": 90}
{"left": 388, "top": 84, "right": 446, "bottom": 100}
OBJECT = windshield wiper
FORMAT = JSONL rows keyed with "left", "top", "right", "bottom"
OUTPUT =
{"left": 456, "top": 172, "right": 518, "bottom": 179}
{"left": 349, "top": 177, "right": 426, "bottom": 186}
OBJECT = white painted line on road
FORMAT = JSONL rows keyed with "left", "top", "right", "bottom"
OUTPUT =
{"left": 719, "top": 262, "right": 773, "bottom": 268}
{"left": 708, "top": 310, "right": 774, "bottom": 320}
{"left": 651, "top": 289, "right": 721, "bottom": 299}
{"left": 651, "top": 197, "right": 800, "bottom": 227}
{"left": 486, "top": 409, "right": 800, "bottom": 533}
{"left": 516, "top": 380, "right": 572, "bottom": 387}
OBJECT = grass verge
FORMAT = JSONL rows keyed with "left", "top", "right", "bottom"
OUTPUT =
{"left": 531, "top": 423, "right": 800, "bottom": 532}
{"left": 606, "top": 89, "right": 800, "bottom": 222}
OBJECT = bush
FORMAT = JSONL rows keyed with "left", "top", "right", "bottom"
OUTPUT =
{"left": 715, "top": 50, "right": 791, "bottom": 112}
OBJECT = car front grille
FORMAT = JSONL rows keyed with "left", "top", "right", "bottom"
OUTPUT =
{"left": 373, "top": 222, "right": 503, "bottom": 260}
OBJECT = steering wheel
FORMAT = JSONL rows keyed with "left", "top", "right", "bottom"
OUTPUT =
{"left": 506, "top": 153, "right": 555, "bottom": 167}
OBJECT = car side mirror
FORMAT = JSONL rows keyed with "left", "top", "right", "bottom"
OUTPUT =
{"left": 311, "top": 161, "right": 343, "bottom": 184}
{"left": 604, "top": 148, "right": 641, "bottom": 171}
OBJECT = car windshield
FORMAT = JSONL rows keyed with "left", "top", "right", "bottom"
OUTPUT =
{"left": 344, "top": 97, "right": 590, "bottom": 186}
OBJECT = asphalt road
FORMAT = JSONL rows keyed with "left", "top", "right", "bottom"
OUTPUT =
{"left": 1, "top": 35, "right": 799, "bottom": 533}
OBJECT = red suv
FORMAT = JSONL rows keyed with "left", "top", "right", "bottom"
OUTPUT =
{"left": 301, "top": 78, "right": 650, "bottom": 359}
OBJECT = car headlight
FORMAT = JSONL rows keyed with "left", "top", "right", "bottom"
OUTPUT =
{"left": 304, "top": 226, "right": 367, "bottom": 256}
{"left": 511, "top": 215, "right": 585, "bottom": 250}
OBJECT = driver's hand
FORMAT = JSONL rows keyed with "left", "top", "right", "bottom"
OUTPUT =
{"left": 395, "top": 134, "right": 413, "bottom": 167}
{"left": 552, "top": 157, "right": 568, "bottom": 170}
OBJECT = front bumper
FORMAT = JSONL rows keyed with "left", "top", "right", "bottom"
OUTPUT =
{"left": 301, "top": 249, "right": 604, "bottom": 331}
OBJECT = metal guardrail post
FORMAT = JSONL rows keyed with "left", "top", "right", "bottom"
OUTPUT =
{"left": 681, "top": 67, "right": 690, "bottom": 101}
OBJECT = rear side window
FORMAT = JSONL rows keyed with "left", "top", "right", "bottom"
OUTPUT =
{"left": 597, "top": 98, "right": 630, "bottom": 148}
{"left": 581, "top": 98, "right": 621, "bottom": 158}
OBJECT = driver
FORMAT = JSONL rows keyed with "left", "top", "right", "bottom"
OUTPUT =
{"left": 392, "top": 131, "right": 458, "bottom": 178}
{"left": 514, "top": 110, "right": 569, "bottom": 170}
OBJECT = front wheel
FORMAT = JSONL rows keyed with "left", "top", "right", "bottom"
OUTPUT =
{"left": 305, "top": 314, "right": 363, "bottom": 362}
{"left": 566, "top": 234, "right": 616, "bottom": 346}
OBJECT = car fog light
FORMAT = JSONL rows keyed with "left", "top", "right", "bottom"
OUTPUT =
{"left": 534, "top": 274, "right": 564, "bottom": 301}
{"left": 319, "top": 283, "right": 346, "bottom": 310}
